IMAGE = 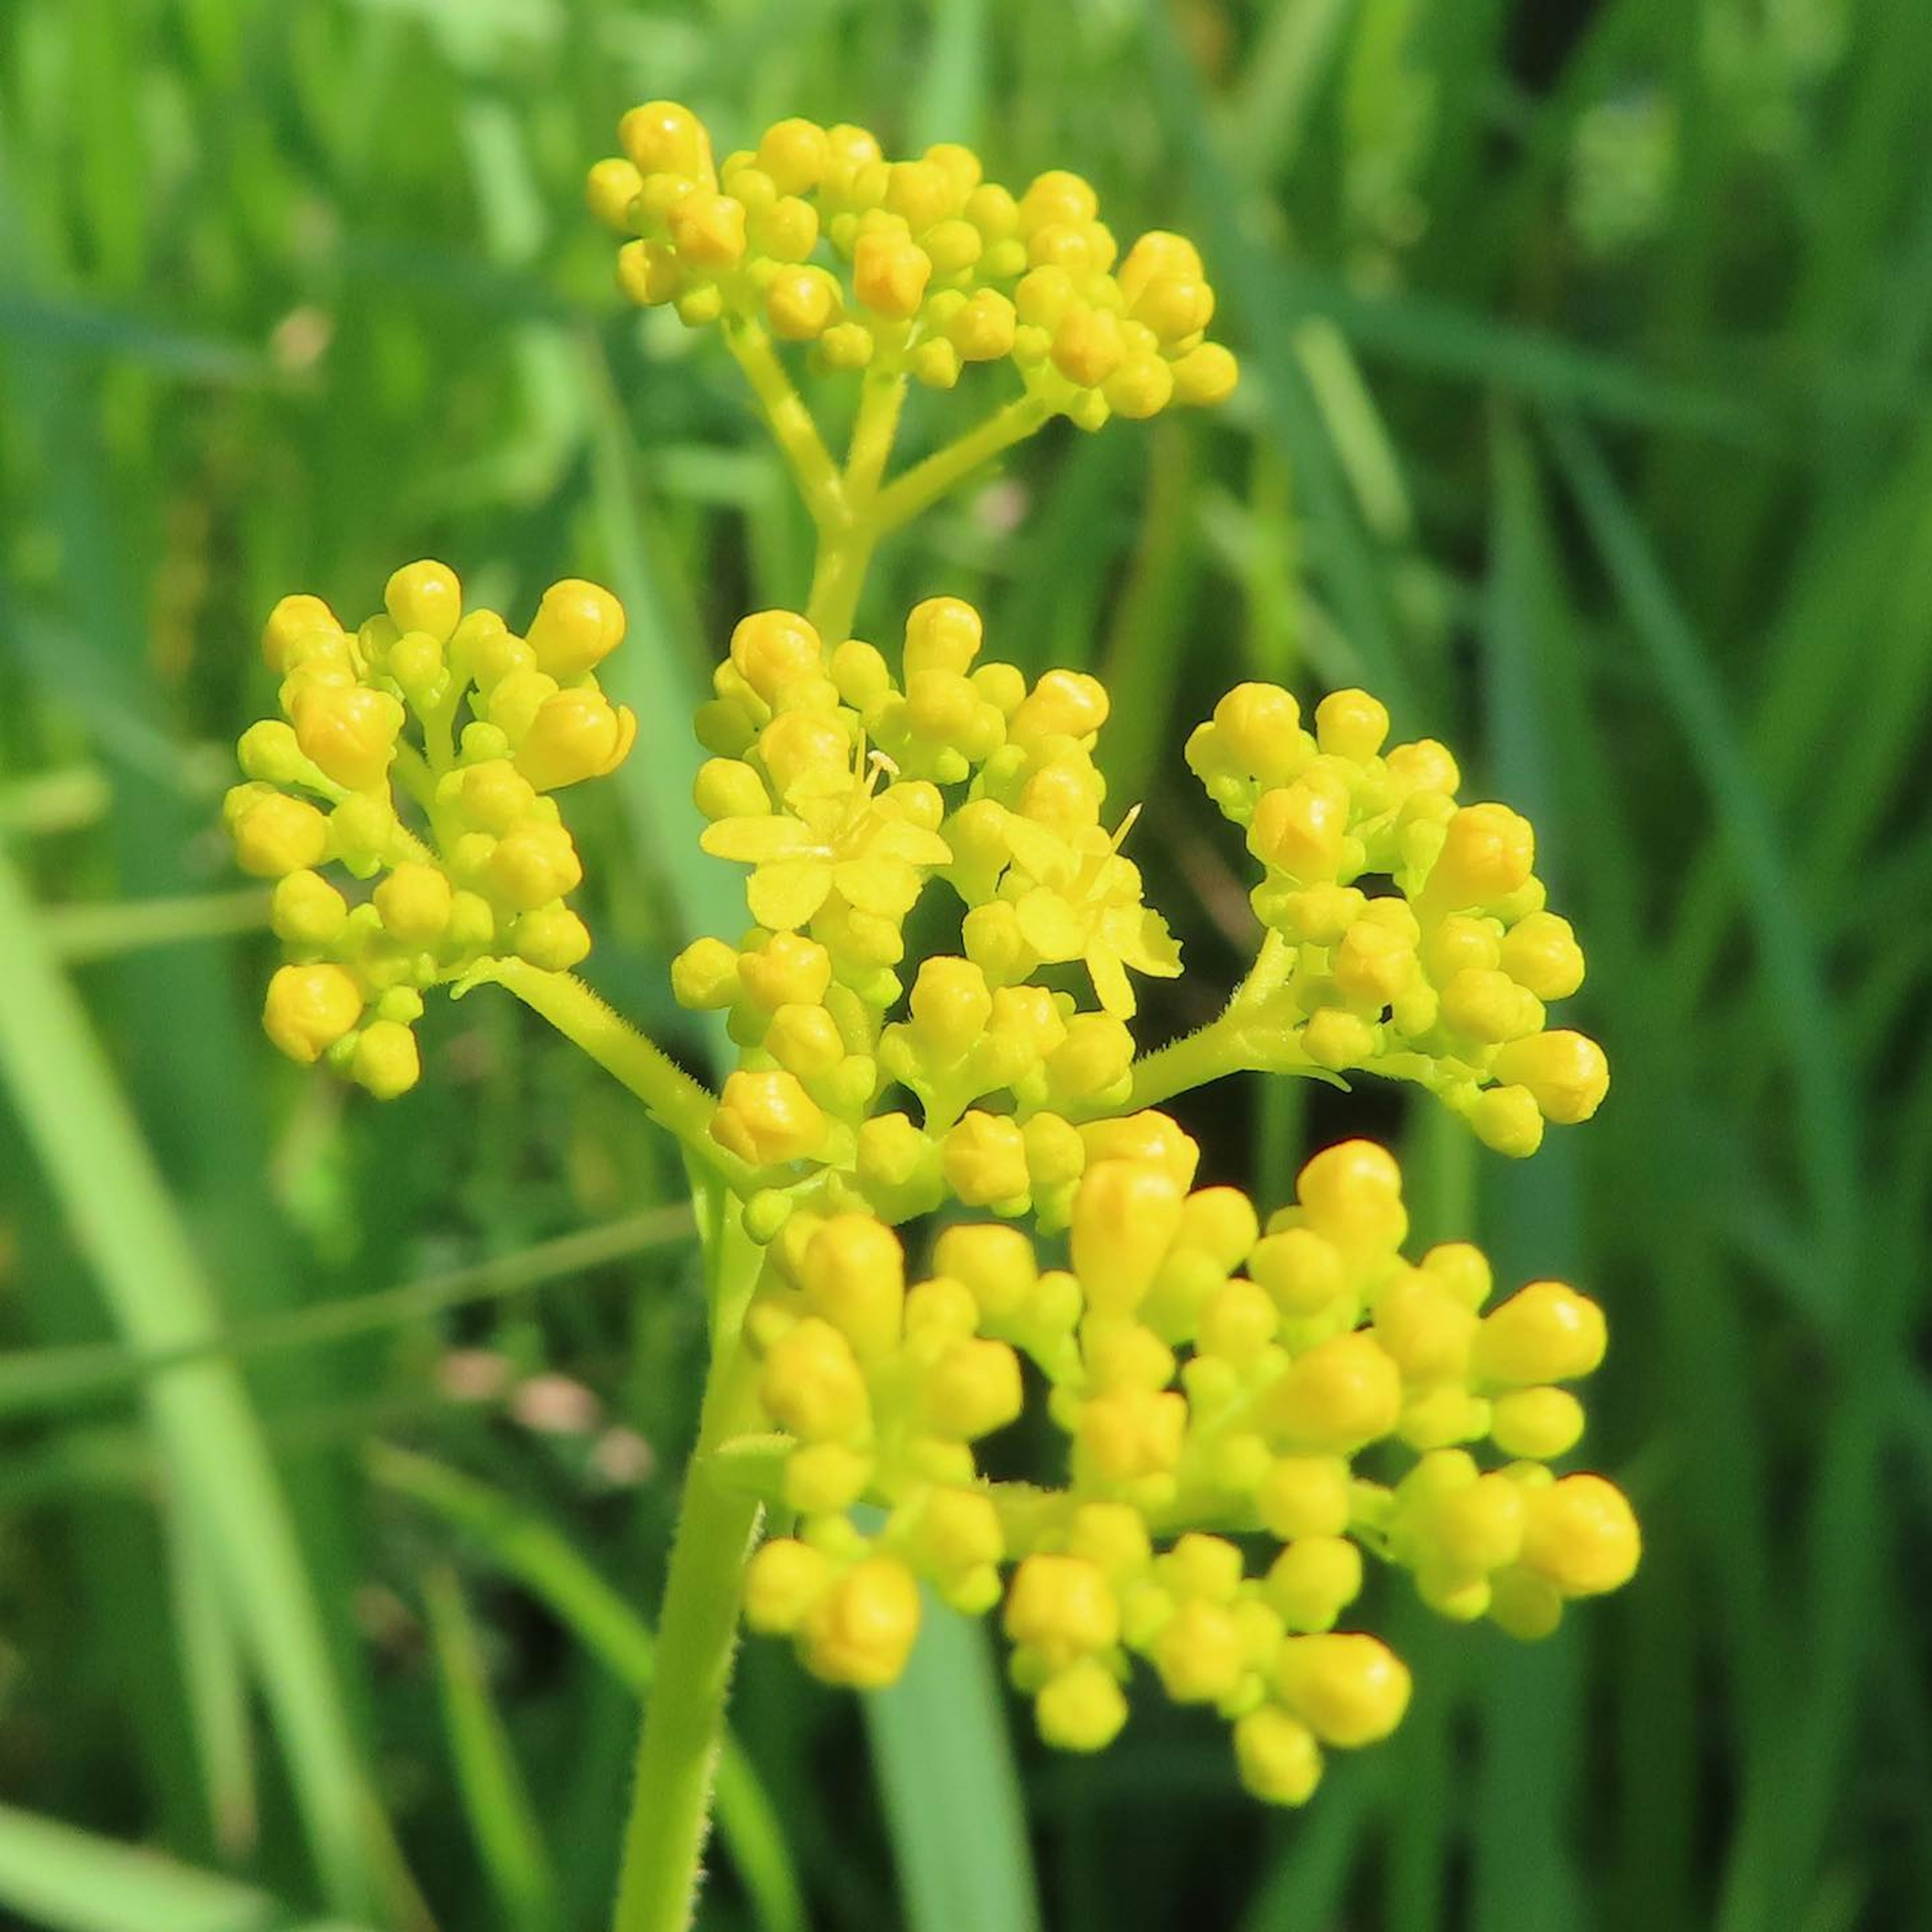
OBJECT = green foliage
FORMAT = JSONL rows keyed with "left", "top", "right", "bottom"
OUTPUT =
{"left": 2, "top": 1, "right": 1928, "bottom": 1929}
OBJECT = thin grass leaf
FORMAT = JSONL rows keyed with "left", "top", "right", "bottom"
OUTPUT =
{"left": 0, "top": 1204, "right": 692, "bottom": 1420}
{"left": 1544, "top": 413, "right": 1860, "bottom": 1325}
{"left": 0, "top": 1798, "right": 373, "bottom": 1932}
{"left": 863, "top": 1598, "right": 1043, "bottom": 1932}
{"left": 912, "top": 0, "right": 988, "bottom": 147}
{"left": 423, "top": 1565, "right": 560, "bottom": 1932}
{"left": 39, "top": 888, "right": 271, "bottom": 962}
{"left": 0, "top": 841, "right": 381, "bottom": 1918}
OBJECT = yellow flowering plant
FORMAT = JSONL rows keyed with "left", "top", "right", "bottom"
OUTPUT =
{"left": 227, "top": 103, "right": 1633, "bottom": 1932}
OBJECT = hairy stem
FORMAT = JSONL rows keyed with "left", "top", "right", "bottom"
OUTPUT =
{"left": 610, "top": 1204, "right": 768, "bottom": 1932}
{"left": 465, "top": 959, "right": 753, "bottom": 1192}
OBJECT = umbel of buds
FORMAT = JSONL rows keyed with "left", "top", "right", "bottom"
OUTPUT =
{"left": 226, "top": 98, "right": 1632, "bottom": 1867}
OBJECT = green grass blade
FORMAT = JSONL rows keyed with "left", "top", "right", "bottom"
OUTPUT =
{"left": 863, "top": 1598, "right": 1043, "bottom": 1932}
{"left": 0, "top": 1204, "right": 692, "bottom": 1420}
{"left": 39, "top": 888, "right": 271, "bottom": 962}
{"left": 1544, "top": 413, "right": 1860, "bottom": 1321}
{"left": 912, "top": 0, "right": 988, "bottom": 146}
{"left": 423, "top": 1565, "right": 560, "bottom": 1932}
{"left": 0, "top": 1798, "right": 373, "bottom": 1932}
{"left": 0, "top": 841, "right": 381, "bottom": 1918}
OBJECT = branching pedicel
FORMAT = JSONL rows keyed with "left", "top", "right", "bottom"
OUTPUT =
{"left": 228, "top": 100, "right": 1634, "bottom": 1928}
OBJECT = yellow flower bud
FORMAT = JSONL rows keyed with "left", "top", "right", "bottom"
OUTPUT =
{"left": 762, "top": 1317, "right": 871, "bottom": 1441}
{"left": 1066, "top": 1503, "right": 1152, "bottom": 1584}
{"left": 368, "top": 862, "right": 450, "bottom": 944}
{"left": 1249, "top": 775, "right": 1348, "bottom": 881}
{"left": 1077, "top": 1386, "right": 1187, "bottom": 1481}
{"left": 908, "top": 954, "right": 994, "bottom": 1060}
{"left": 488, "top": 821, "right": 582, "bottom": 911}
{"left": 1296, "top": 1140, "right": 1407, "bottom": 1255}
{"left": 853, "top": 232, "right": 932, "bottom": 318}
{"left": 757, "top": 118, "right": 830, "bottom": 194}
{"left": 619, "top": 101, "right": 713, "bottom": 180}
{"left": 1155, "top": 1598, "right": 1247, "bottom": 1704}
{"left": 1332, "top": 919, "right": 1416, "bottom": 1006}
{"left": 798, "top": 1214, "right": 905, "bottom": 1358}
{"left": 665, "top": 937, "right": 737, "bottom": 1011}
{"left": 1266, "top": 1333, "right": 1402, "bottom": 1451}
{"left": 1266, "top": 1537, "right": 1363, "bottom": 1632}
{"left": 1051, "top": 306, "right": 1125, "bottom": 388}
{"left": 1303, "top": 1008, "right": 1377, "bottom": 1072}
{"left": 270, "top": 869, "right": 348, "bottom": 946}
{"left": 1080, "top": 1111, "right": 1199, "bottom": 1191}
{"left": 1197, "top": 1278, "right": 1278, "bottom": 1364}
{"left": 923, "top": 1337, "right": 1023, "bottom": 1438}
{"left": 237, "top": 719, "right": 311, "bottom": 787}
{"left": 713, "top": 1069, "right": 828, "bottom": 1167}
{"left": 1071, "top": 1161, "right": 1186, "bottom": 1316}
{"left": 1491, "top": 1386, "right": 1586, "bottom": 1460}
{"left": 932, "top": 1222, "right": 1036, "bottom": 1325}
{"left": 1426, "top": 802, "right": 1535, "bottom": 907}
{"left": 1011, "top": 663, "right": 1109, "bottom": 741}
{"left": 350, "top": 1019, "right": 420, "bottom": 1099}
{"left": 744, "top": 1537, "right": 832, "bottom": 1635}
{"left": 1035, "top": 1659, "right": 1129, "bottom": 1751}
{"left": 1439, "top": 968, "right": 1544, "bottom": 1044}
{"left": 757, "top": 193, "right": 819, "bottom": 262}
{"left": 514, "top": 688, "right": 637, "bottom": 790}
{"left": 263, "top": 963, "right": 362, "bottom": 1064}
{"left": 764, "top": 1002, "right": 844, "bottom": 1079}
{"left": 817, "top": 321, "right": 874, "bottom": 370}
{"left": 453, "top": 760, "right": 537, "bottom": 835}
{"left": 1520, "top": 1474, "right": 1640, "bottom": 1597}
{"left": 525, "top": 579, "right": 626, "bottom": 679}
{"left": 1498, "top": 910, "right": 1585, "bottom": 1001}
{"left": 914, "top": 1488, "right": 1003, "bottom": 1575}
{"left": 1005, "top": 1554, "right": 1119, "bottom": 1670}
{"left": 1491, "top": 1030, "right": 1611, "bottom": 1125}
{"left": 1431, "top": 1473, "right": 1527, "bottom": 1575}
{"left": 289, "top": 684, "right": 404, "bottom": 792}
{"left": 1256, "top": 1456, "right": 1353, "bottom": 1540}
{"left": 730, "top": 609, "right": 824, "bottom": 703}
{"left": 513, "top": 906, "right": 592, "bottom": 972}
{"left": 1474, "top": 1281, "right": 1607, "bottom": 1385}
{"left": 739, "top": 932, "right": 834, "bottom": 1010}
{"left": 383, "top": 559, "right": 462, "bottom": 643}
{"left": 1235, "top": 1705, "right": 1323, "bottom": 1805}
{"left": 1275, "top": 1633, "right": 1411, "bottom": 1747}
{"left": 262, "top": 594, "right": 341, "bottom": 674}
{"left": 784, "top": 1442, "right": 872, "bottom": 1514}
{"left": 942, "top": 1112, "right": 1030, "bottom": 1206}
{"left": 586, "top": 156, "right": 643, "bottom": 231}
{"left": 1172, "top": 342, "right": 1239, "bottom": 406}
{"left": 765, "top": 265, "right": 843, "bottom": 340}
{"left": 1470, "top": 1083, "right": 1545, "bottom": 1158}
{"left": 617, "top": 238, "right": 681, "bottom": 305}
{"left": 947, "top": 287, "right": 1018, "bottom": 361}
{"left": 1103, "top": 354, "right": 1175, "bottom": 419}
{"left": 231, "top": 790, "right": 330, "bottom": 878}
{"left": 1372, "top": 1275, "right": 1477, "bottom": 1384}
{"left": 802, "top": 1557, "right": 920, "bottom": 1688}
{"left": 1018, "top": 169, "right": 1098, "bottom": 233}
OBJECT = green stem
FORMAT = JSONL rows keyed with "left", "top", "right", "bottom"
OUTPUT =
{"left": 723, "top": 320, "right": 849, "bottom": 530}
{"left": 846, "top": 367, "right": 908, "bottom": 503}
{"left": 610, "top": 1205, "right": 768, "bottom": 1932}
{"left": 868, "top": 390, "right": 1055, "bottom": 534}
{"left": 463, "top": 958, "right": 753, "bottom": 1192}
{"left": 804, "top": 522, "right": 881, "bottom": 643}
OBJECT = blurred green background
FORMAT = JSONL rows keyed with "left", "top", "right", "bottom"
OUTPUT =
{"left": 3, "top": 1, "right": 1928, "bottom": 1928}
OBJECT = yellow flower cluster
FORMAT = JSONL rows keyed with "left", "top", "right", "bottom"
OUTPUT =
{"left": 1187, "top": 683, "right": 1609, "bottom": 1155}
{"left": 671, "top": 596, "right": 1178, "bottom": 1228}
{"left": 225, "top": 562, "right": 635, "bottom": 1095}
{"left": 743, "top": 1129, "right": 1640, "bottom": 1802}
{"left": 587, "top": 103, "right": 1238, "bottom": 427}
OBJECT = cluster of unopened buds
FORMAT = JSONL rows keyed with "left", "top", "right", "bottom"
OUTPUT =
{"left": 228, "top": 99, "right": 1635, "bottom": 1826}
{"left": 588, "top": 103, "right": 1237, "bottom": 427}
{"left": 226, "top": 562, "right": 633, "bottom": 1097}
